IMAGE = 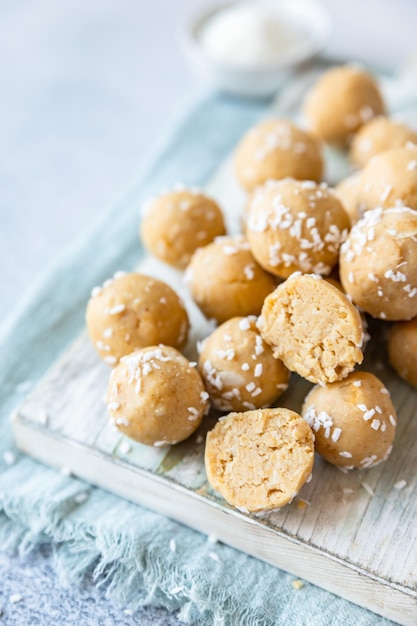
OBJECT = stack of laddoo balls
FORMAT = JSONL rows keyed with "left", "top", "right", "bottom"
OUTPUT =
{"left": 85, "top": 64, "right": 417, "bottom": 514}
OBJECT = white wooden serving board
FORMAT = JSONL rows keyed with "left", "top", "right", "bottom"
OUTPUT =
{"left": 12, "top": 69, "right": 417, "bottom": 626}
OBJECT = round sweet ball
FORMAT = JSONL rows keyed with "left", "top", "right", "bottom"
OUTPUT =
{"left": 246, "top": 178, "right": 350, "bottom": 278}
{"left": 198, "top": 316, "right": 290, "bottom": 412}
{"left": 304, "top": 65, "right": 385, "bottom": 145}
{"left": 334, "top": 172, "right": 363, "bottom": 227}
{"left": 106, "top": 345, "right": 209, "bottom": 446}
{"left": 185, "top": 235, "right": 277, "bottom": 324}
{"left": 140, "top": 188, "right": 226, "bottom": 269}
{"left": 339, "top": 206, "right": 417, "bottom": 320}
{"left": 259, "top": 273, "right": 364, "bottom": 385}
{"left": 358, "top": 146, "right": 417, "bottom": 212}
{"left": 388, "top": 318, "right": 417, "bottom": 388}
{"left": 86, "top": 272, "right": 189, "bottom": 365}
{"left": 350, "top": 116, "right": 417, "bottom": 168}
{"left": 302, "top": 371, "right": 397, "bottom": 469}
{"left": 205, "top": 408, "right": 314, "bottom": 512}
{"left": 234, "top": 119, "right": 323, "bottom": 193}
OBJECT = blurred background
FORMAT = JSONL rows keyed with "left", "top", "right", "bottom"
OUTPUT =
{"left": 1, "top": 0, "right": 417, "bottom": 623}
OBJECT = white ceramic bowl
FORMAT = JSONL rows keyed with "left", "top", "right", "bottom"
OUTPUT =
{"left": 181, "top": 0, "right": 331, "bottom": 98}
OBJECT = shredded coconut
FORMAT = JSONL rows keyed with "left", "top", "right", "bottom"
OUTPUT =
{"left": 108, "top": 304, "right": 126, "bottom": 315}
{"left": 254, "top": 363, "right": 263, "bottom": 377}
{"left": 331, "top": 428, "right": 342, "bottom": 443}
{"left": 119, "top": 440, "right": 132, "bottom": 455}
{"left": 238, "top": 318, "right": 251, "bottom": 331}
{"left": 208, "top": 551, "right": 221, "bottom": 563}
{"left": 74, "top": 491, "right": 89, "bottom": 504}
{"left": 3, "top": 450, "right": 16, "bottom": 465}
{"left": 9, "top": 594, "right": 23, "bottom": 604}
{"left": 361, "top": 482, "right": 375, "bottom": 496}
{"left": 363, "top": 408, "right": 375, "bottom": 421}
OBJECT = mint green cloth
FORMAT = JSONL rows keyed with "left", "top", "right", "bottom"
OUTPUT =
{"left": 0, "top": 94, "right": 397, "bottom": 626}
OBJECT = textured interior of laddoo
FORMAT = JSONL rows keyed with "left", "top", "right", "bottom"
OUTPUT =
{"left": 262, "top": 278, "right": 363, "bottom": 383}
{"left": 205, "top": 409, "right": 314, "bottom": 511}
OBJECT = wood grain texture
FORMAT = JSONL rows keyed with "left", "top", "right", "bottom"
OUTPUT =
{"left": 11, "top": 70, "right": 417, "bottom": 625}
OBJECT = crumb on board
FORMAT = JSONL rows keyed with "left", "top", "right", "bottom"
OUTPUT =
{"left": 361, "top": 482, "right": 375, "bottom": 496}
{"left": 119, "top": 440, "right": 132, "bottom": 455}
{"left": 292, "top": 579, "right": 304, "bottom": 590}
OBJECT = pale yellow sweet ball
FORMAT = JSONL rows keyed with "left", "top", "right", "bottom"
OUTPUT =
{"left": 339, "top": 206, "right": 417, "bottom": 320}
{"left": 198, "top": 316, "right": 290, "bottom": 412}
{"left": 246, "top": 178, "right": 350, "bottom": 278}
{"left": 205, "top": 408, "right": 314, "bottom": 512}
{"left": 185, "top": 235, "right": 277, "bottom": 324}
{"left": 86, "top": 272, "right": 189, "bottom": 365}
{"left": 302, "top": 371, "right": 396, "bottom": 469}
{"left": 106, "top": 345, "right": 209, "bottom": 446}
{"left": 350, "top": 116, "right": 417, "bottom": 168}
{"left": 358, "top": 146, "right": 417, "bottom": 212}
{"left": 259, "top": 273, "right": 364, "bottom": 385}
{"left": 334, "top": 172, "right": 363, "bottom": 227}
{"left": 304, "top": 65, "right": 385, "bottom": 145}
{"left": 234, "top": 119, "right": 323, "bottom": 193}
{"left": 140, "top": 188, "right": 226, "bottom": 269}
{"left": 388, "top": 318, "right": 417, "bottom": 388}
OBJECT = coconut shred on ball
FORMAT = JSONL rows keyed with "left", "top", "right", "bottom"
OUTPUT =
{"left": 302, "top": 371, "right": 396, "bottom": 469}
{"left": 339, "top": 206, "right": 417, "bottom": 320}
{"left": 86, "top": 272, "right": 189, "bottom": 365}
{"left": 234, "top": 119, "right": 323, "bottom": 193}
{"left": 304, "top": 65, "right": 385, "bottom": 145}
{"left": 140, "top": 187, "right": 226, "bottom": 269}
{"left": 106, "top": 345, "right": 209, "bottom": 446}
{"left": 259, "top": 273, "right": 364, "bottom": 385}
{"left": 198, "top": 316, "right": 290, "bottom": 412}
{"left": 246, "top": 179, "right": 350, "bottom": 278}
{"left": 205, "top": 408, "right": 314, "bottom": 512}
{"left": 185, "top": 235, "right": 277, "bottom": 324}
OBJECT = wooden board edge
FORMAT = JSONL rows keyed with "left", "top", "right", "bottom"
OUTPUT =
{"left": 11, "top": 412, "right": 417, "bottom": 626}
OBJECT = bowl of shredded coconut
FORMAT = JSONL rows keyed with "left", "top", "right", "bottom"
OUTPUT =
{"left": 181, "top": 0, "right": 330, "bottom": 97}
